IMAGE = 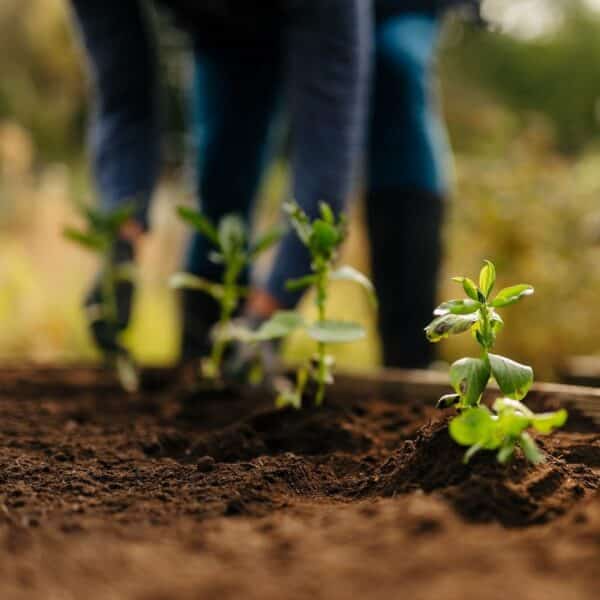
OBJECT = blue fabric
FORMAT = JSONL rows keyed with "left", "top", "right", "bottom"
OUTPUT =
{"left": 70, "top": 0, "right": 160, "bottom": 229}
{"left": 70, "top": 0, "right": 371, "bottom": 308}
{"left": 368, "top": 13, "right": 450, "bottom": 196}
{"left": 186, "top": 44, "right": 283, "bottom": 282}
{"left": 186, "top": 0, "right": 372, "bottom": 307}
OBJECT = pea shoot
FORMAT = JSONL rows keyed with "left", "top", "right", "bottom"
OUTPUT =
{"left": 245, "top": 201, "right": 376, "bottom": 407}
{"left": 170, "top": 207, "right": 283, "bottom": 380}
{"left": 425, "top": 260, "right": 567, "bottom": 464}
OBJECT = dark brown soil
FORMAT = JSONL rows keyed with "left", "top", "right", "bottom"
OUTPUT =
{"left": 0, "top": 367, "right": 598, "bottom": 599}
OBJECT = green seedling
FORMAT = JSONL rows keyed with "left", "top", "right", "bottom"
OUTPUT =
{"left": 242, "top": 201, "right": 377, "bottom": 408}
{"left": 63, "top": 203, "right": 139, "bottom": 392}
{"left": 170, "top": 207, "right": 284, "bottom": 380}
{"left": 425, "top": 260, "right": 567, "bottom": 464}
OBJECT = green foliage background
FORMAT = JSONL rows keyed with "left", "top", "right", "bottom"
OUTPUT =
{"left": 2, "top": 0, "right": 600, "bottom": 379}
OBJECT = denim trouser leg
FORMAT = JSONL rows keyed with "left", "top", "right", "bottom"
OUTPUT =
{"left": 369, "top": 14, "right": 450, "bottom": 195}
{"left": 265, "top": 0, "right": 372, "bottom": 308}
{"left": 69, "top": 0, "right": 160, "bottom": 229}
{"left": 185, "top": 45, "right": 283, "bottom": 282}
{"left": 366, "top": 13, "right": 449, "bottom": 367}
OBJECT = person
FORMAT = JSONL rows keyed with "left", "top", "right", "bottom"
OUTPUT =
{"left": 366, "top": 0, "right": 480, "bottom": 368}
{"left": 68, "top": 0, "right": 371, "bottom": 361}
{"left": 184, "top": 0, "right": 479, "bottom": 372}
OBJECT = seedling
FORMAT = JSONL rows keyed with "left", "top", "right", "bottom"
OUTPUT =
{"left": 63, "top": 203, "right": 139, "bottom": 392}
{"left": 170, "top": 207, "right": 284, "bottom": 380}
{"left": 242, "top": 201, "right": 376, "bottom": 407}
{"left": 425, "top": 260, "right": 567, "bottom": 464}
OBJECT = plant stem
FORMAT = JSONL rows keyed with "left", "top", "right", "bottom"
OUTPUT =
{"left": 102, "top": 253, "right": 118, "bottom": 349}
{"left": 314, "top": 261, "right": 328, "bottom": 406}
{"left": 479, "top": 302, "right": 492, "bottom": 361}
{"left": 208, "top": 262, "right": 239, "bottom": 379}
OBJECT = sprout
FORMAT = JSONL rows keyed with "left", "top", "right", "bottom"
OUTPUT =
{"left": 425, "top": 260, "right": 566, "bottom": 464}
{"left": 242, "top": 201, "right": 376, "bottom": 407}
{"left": 171, "top": 207, "right": 284, "bottom": 380}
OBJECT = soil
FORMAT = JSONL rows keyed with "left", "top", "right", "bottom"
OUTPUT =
{"left": 0, "top": 367, "right": 598, "bottom": 599}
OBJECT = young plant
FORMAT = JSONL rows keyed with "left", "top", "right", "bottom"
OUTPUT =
{"left": 425, "top": 260, "right": 567, "bottom": 464}
{"left": 63, "top": 203, "right": 139, "bottom": 392}
{"left": 170, "top": 207, "right": 284, "bottom": 379}
{"left": 244, "top": 201, "right": 376, "bottom": 407}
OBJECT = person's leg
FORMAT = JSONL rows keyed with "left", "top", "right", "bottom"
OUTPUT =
{"left": 181, "top": 43, "right": 283, "bottom": 359}
{"left": 69, "top": 0, "right": 160, "bottom": 229}
{"left": 367, "top": 13, "right": 451, "bottom": 368}
{"left": 69, "top": 0, "right": 159, "bottom": 355}
{"left": 265, "top": 0, "right": 373, "bottom": 308}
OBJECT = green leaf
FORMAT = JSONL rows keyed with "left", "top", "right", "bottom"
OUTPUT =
{"left": 493, "top": 397, "right": 533, "bottom": 417}
{"left": 519, "top": 432, "right": 545, "bottom": 464}
{"left": 436, "top": 393, "right": 461, "bottom": 409}
{"left": 489, "top": 353, "right": 533, "bottom": 400}
{"left": 449, "top": 357, "right": 491, "bottom": 407}
{"left": 497, "top": 440, "right": 517, "bottom": 464}
{"left": 479, "top": 260, "right": 496, "bottom": 298}
{"left": 106, "top": 202, "right": 137, "bottom": 231}
{"left": 449, "top": 406, "right": 494, "bottom": 447}
{"left": 434, "top": 299, "right": 481, "bottom": 316}
{"left": 115, "top": 352, "right": 139, "bottom": 393}
{"left": 531, "top": 409, "right": 568, "bottom": 434}
{"left": 329, "top": 265, "right": 377, "bottom": 308}
{"left": 452, "top": 276, "right": 479, "bottom": 301}
{"left": 463, "top": 443, "right": 484, "bottom": 464}
{"left": 276, "top": 392, "right": 302, "bottom": 410}
{"left": 489, "top": 310, "right": 504, "bottom": 333}
{"left": 424, "top": 312, "right": 479, "bottom": 342}
{"left": 319, "top": 202, "right": 335, "bottom": 224}
{"left": 218, "top": 214, "right": 246, "bottom": 256}
{"left": 310, "top": 220, "right": 341, "bottom": 254}
{"left": 284, "top": 201, "right": 312, "bottom": 245}
{"left": 285, "top": 274, "right": 317, "bottom": 292}
{"left": 169, "top": 272, "right": 224, "bottom": 300}
{"left": 495, "top": 410, "right": 531, "bottom": 438}
{"left": 80, "top": 204, "right": 106, "bottom": 231}
{"left": 252, "top": 311, "right": 305, "bottom": 341}
{"left": 491, "top": 284, "right": 534, "bottom": 308}
{"left": 307, "top": 320, "right": 365, "bottom": 343}
{"left": 250, "top": 226, "right": 285, "bottom": 257}
{"left": 177, "top": 206, "right": 220, "bottom": 246}
{"left": 63, "top": 227, "right": 107, "bottom": 252}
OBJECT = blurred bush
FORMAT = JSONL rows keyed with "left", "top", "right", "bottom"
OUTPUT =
{"left": 443, "top": 0, "right": 600, "bottom": 154}
{"left": 0, "top": 0, "right": 85, "bottom": 162}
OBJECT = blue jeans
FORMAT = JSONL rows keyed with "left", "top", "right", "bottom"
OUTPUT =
{"left": 369, "top": 13, "right": 450, "bottom": 195}
{"left": 366, "top": 12, "right": 450, "bottom": 367}
{"left": 187, "top": 2, "right": 371, "bottom": 307}
{"left": 70, "top": 0, "right": 371, "bottom": 308}
{"left": 188, "top": 11, "right": 449, "bottom": 310}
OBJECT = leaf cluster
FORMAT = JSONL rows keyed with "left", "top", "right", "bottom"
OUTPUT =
{"left": 170, "top": 207, "right": 285, "bottom": 378}
{"left": 63, "top": 203, "right": 138, "bottom": 392}
{"left": 241, "top": 201, "right": 376, "bottom": 407}
{"left": 63, "top": 204, "right": 135, "bottom": 255}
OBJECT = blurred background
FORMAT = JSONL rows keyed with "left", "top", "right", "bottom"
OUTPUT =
{"left": 3, "top": 0, "right": 600, "bottom": 379}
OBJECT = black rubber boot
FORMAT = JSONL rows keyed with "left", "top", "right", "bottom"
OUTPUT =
{"left": 84, "top": 238, "right": 135, "bottom": 355}
{"left": 366, "top": 187, "right": 444, "bottom": 368}
{"left": 179, "top": 288, "right": 221, "bottom": 362}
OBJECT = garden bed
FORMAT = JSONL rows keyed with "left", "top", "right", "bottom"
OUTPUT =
{"left": 0, "top": 366, "right": 598, "bottom": 599}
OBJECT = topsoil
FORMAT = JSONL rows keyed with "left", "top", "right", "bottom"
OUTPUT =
{"left": 0, "top": 366, "right": 598, "bottom": 600}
